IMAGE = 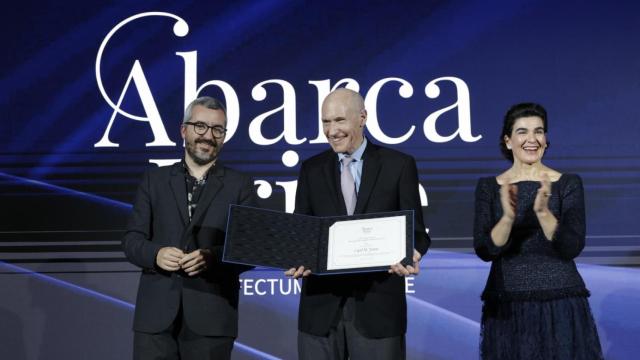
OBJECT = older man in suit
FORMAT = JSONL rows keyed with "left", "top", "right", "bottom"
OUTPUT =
{"left": 286, "top": 88, "right": 431, "bottom": 359}
{"left": 123, "top": 97, "right": 255, "bottom": 360}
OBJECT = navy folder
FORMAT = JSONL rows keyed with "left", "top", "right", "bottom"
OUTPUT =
{"left": 223, "top": 205, "right": 414, "bottom": 275}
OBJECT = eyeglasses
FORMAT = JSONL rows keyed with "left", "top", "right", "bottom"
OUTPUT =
{"left": 184, "top": 121, "right": 227, "bottom": 138}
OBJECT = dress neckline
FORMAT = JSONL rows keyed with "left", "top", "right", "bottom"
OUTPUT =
{"left": 493, "top": 174, "right": 564, "bottom": 186}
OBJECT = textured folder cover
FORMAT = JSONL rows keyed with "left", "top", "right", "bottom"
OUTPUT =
{"left": 223, "top": 205, "right": 414, "bottom": 275}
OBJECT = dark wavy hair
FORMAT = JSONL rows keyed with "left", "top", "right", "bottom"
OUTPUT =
{"left": 499, "top": 102, "right": 550, "bottom": 162}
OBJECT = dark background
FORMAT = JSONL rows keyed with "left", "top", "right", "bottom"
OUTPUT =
{"left": 1, "top": 1, "right": 638, "bottom": 359}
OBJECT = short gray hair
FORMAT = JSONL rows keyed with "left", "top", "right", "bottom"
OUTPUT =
{"left": 183, "top": 96, "right": 227, "bottom": 124}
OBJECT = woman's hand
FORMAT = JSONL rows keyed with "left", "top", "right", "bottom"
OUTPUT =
{"left": 499, "top": 182, "right": 518, "bottom": 221}
{"left": 534, "top": 174, "right": 552, "bottom": 215}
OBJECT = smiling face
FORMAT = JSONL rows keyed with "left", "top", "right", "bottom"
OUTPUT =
{"left": 321, "top": 89, "right": 366, "bottom": 154}
{"left": 181, "top": 105, "right": 226, "bottom": 165}
{"left": 504, "top": 116, "right": 548, "bottom": 165}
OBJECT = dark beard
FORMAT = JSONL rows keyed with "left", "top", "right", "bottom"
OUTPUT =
{"left": 186, "top": 139, "right": 217, "bottom": 165}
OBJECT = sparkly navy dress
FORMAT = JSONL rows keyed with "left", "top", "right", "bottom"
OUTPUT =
{"left": 473, "top": 174, "right": 603, "bottom": 360}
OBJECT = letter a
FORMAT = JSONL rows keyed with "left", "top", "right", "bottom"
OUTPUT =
{"left": 95, "top": 60, "right": 175, "bottom": 147}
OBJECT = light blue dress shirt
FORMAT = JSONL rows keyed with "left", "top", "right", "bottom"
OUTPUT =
{"left": 337, "top": 138, "right": 367, "bottom": 194}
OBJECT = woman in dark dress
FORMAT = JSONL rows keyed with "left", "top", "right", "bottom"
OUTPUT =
{"left": 473, "top": 103, "right": 603, "bottom": 359}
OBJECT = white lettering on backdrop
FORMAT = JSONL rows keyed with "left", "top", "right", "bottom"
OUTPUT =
{"left": 94, "top": 12, "right": 482, "bottom": 217}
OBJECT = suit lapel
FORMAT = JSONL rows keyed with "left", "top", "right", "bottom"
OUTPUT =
{"left": 355, "top": 142, "right": 381, "bottom": 214}
{"left": 169, "top": 163, "right": 189, "bottom": 226}
{"left": 322, "top": 153, "right": 346, "bottom": 215}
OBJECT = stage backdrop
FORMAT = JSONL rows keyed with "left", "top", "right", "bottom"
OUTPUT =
{"left": 1, "top": 1, "right": 639, "bottom": 359}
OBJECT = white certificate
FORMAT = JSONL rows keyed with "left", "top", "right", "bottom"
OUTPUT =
{"left": 326, "top": 215, "right": 406, "bottom": 271}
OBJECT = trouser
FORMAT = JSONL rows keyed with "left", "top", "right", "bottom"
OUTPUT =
{"left": 133, "top": 304, "right": 234, "bottom": 360}
{"left": 298, "top": 297, "right": 406, "bottom": 360}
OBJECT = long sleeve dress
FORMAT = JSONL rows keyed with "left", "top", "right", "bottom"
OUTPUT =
{"left": 473, "top": 174, "right": 603, "bottom": 360}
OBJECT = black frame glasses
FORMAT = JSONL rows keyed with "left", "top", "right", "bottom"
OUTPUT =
{"left": 184, "top": 121, "right": 227, "bottom": 138}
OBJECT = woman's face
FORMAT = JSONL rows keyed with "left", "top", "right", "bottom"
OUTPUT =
{"left": 504, "top": 116, "right": 547, "bottom": 165}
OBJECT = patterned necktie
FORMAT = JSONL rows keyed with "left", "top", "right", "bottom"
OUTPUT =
{"left": 341, "top": 156, "right": 357, "bottom": 215}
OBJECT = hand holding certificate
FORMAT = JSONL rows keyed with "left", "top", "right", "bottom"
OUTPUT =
{"left": 389, "top": 249, "right": 421, "bottom": 276}
{"left": 223, "top": 206, "right": 416, "bottom": 275}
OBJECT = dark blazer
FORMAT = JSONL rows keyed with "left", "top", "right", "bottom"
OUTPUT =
{"left": 294, "top": 141, "right": 430, "bottom": 338}
{"left": 122, "top": 162, "right": 255, "bottom": 337}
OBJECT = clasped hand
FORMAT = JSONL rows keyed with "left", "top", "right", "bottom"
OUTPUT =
{"left": 500, "top": 174, "right": 553, "bottom": 221}
{"left": 156, "top": 247, "right": 211, "bottom": 276}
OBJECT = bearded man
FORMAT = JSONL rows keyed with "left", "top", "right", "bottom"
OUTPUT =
{"left": 123, "top": 96, "right": 256, "bottom": 360}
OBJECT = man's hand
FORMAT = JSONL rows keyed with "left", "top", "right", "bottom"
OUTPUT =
{"left": 179, "top": 249, "right": 213, "bottom": 276}
{"left": 285, "top": 266, "right": 311, "bottom": 279}
{"left": 388, "top": 249, "right": 421, "bottom": 276}
{"left": 156, "top": 247, "right": 185, "bottom": 272}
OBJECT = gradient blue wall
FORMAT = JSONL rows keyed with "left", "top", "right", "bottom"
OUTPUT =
{"left": 1, "top": 1, "right": 639, "bottom": 359}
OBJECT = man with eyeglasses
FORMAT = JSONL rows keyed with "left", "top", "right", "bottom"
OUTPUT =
{"left": 123, "top": 96, "right": 256, "bottom": 360}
